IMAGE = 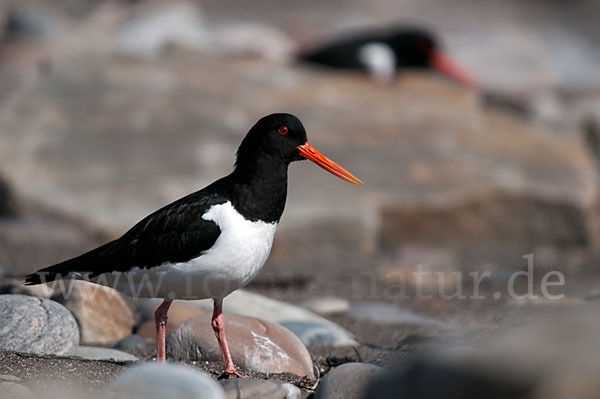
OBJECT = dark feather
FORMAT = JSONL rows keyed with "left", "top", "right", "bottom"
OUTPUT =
{"left": 24, "top": 190, "right": 224, "bottom": 285}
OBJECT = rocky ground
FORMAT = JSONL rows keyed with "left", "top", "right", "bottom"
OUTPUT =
{"left": 2, "top": 1, "right": 600, "bottom": 399}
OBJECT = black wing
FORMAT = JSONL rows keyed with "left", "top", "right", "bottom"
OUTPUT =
{"left": 24, "top": 192, "right": 224, "bottom": 285}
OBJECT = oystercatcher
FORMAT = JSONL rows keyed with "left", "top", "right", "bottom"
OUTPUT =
{"left": 299, "top": 27, "right": 475, "bottom": 86}
{"left": 24, "top": 113, "right": 361, "bottom": 377}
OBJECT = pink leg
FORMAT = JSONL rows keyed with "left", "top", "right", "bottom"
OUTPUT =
{"left": 154, "top": 298, "right": 173, "bottom": 363}
{"left": 211, "top": 298, "right": 243, "bottom": 378}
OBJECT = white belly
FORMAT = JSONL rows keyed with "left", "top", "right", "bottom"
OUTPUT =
{"left": 99, "top": 201, "right": 277, "bottom": 299}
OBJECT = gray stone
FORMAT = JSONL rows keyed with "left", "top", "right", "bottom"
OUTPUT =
{"left": 190, "top": 290, "right": 356, "bottom": 346}
{"left": 108, "top": 362, "right": 223, "bottom": 399}
{"left": 349, "top": 302, "right": 444, "bottom": 327}
{"left": 0, "top": 278, "right": 54, "bottom": 298}
{"left": 73, "top": 346, "right": 138, "bottom": 362}
{"left": 280, "top": 321, "right": 352, "bottom": 347}
{"left": 111, "top": 334, "right": 151, "bottom": 354}
{"left": 116, "top": 2, "right": 209, "bottom": 58}
{"left": 166, "top": 312, "right": 315, "bottom": 379}
{"left": 0, "top": 295, "right": 79, "bottom": 355}
{"left": 300, "top": 297, "right": 350, "bottom": 315}
{"left": 0, "top": 382, "right": 33, "bottom": 399}
{"left": 220, "top": 378, "right": 302, "bottom": 399}
{"left": 315, "top": 363, "right": 385, "bottom": 399}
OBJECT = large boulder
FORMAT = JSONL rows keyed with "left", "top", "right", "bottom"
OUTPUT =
{"left": 0, "top": 43, "right": 596, "bottom": 258}
{"left": 0, "top": 294, "right": 79, "bottom": 355}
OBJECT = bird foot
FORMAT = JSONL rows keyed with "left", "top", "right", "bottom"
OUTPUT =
{"left": 219, "top": 368, "right": 245, "bottom": 379}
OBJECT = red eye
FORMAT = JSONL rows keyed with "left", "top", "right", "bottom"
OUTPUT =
{"left": 278, "top": 125, "right": 288, "bottom": 135}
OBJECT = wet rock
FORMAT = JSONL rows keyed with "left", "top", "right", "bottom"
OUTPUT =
{"left": 0, "top": 294, "right": 79, "bottom": 355}
{"left": 51, "top": 281, "right": 134, "bottom": 345}
{"left": 191, "top": 290, "right": 356, "bottom": 346}
{"left": 166, "top": 312, "right": 315, "bottom": 379}
{"left": 108, "top": 362, "right": 223, "bottom": 399}
{"left": 73, "top": 345, "right": 138, "bottom": 362}
{"left": 280, "top": 321, "right": 353, "bottom": 347}
{"left": 220, "top": 378, "right": 302, "bottom": 399}
{"left": 315, "top": 363, "right": 385, "bottom": 399}
{"left": 300, "top": 296, "right": 350, "bottom": 315}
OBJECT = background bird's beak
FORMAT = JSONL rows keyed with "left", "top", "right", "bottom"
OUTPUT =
{"left": 429, "top": 49, "right": 476, "bottom": 88}
{"left": 297, "top": 142, "right": 363, "bottom": 185}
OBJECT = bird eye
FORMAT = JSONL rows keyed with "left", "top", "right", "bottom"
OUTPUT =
{"left": 278, "top": 126, "right": 288, "bottom": 135}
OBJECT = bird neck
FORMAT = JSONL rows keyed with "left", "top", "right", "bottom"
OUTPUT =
{"left": 228, "top": 156, "right": 289, "bottom": 223}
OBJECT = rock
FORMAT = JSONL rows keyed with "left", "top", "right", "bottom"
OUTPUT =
{"left": 73, "top": 345, "right": 138, "bottom": 362}
{"left": 366, "top": 305, "right": 600, "bottom": 399}
{"left": 0, "top": 216, "right": 104, "bottom": 278}
{"left": 0, "top": 382, "right": 33, "bottom": 399}
{"left": 365, "top": 356, "right": 534, "bottom": 399}
{"left": 2, "top": 44, "right": 596, "bottom": 261}
{"left": 300, "top": 296, "right": 350, "bottom": 315}
{"left": 136, "top": 299, "right": 204, "bottom": 343}
{"left": 0, "top": 278, "right": 54, "bottom": 298}
{"left": 380, "top": 189, "right": 597, "bottom": 250}
{"left": 190, "top": 290, "right": 356, "bottom": 346}
{"left": 116, "top": 1, "right": 209, "bottom": 58}
{"left": 348, "top": 301, "right": 444, "bottom": 327}
{"left": 0, "top": 175, "right": 16, "bottom": 216}
{"left": 376, "top": 245, "right": 459, "bottom": 294}
{"left": 51, "top": 281, "right": 134, "bottom": 345}
{"left": 220, "top": 378, "right": 302, "bottom": 399}
{"left": 108, "top": 362, "right": 224, "bottom": 399}
{"left": 213, "top": 23, "right": 296, "bottom": 62}
{"left": 166, "top": 312, "right": 315, "bottom": 379}
{"left": 279, "top": 321, "right": 353, "bottom": 347}
{"left": 0, "top": 374, "right": 21, "bottom": 382}
{"left": 0, "top": 294, "right": 79, "bottom": 355}
{"left": 111, "top": 334, "right": 152, "bottom": 356}
{"left": 315, "top": 363, "right": 385, "bottom": 399}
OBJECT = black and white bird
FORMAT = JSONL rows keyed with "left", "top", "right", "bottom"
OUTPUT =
{"left": 299, "top": 26, "right": 475, "bottom": 87}
{"left": 24, "top": 113, "right": 361, "bottom": 377}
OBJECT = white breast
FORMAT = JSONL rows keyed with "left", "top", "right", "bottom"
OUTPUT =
{"left": 358, "top": 42, "right": 397, "bottom": 84}
{"left": 106, "top": 201, "right": 277, "bottom": 299}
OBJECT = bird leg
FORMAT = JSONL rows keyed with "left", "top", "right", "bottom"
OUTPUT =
{"left": 211, "top": 298, "right": 243, "bottom": 378}
{"left": 154, "top": 298, "right": 173, "bottom": 363}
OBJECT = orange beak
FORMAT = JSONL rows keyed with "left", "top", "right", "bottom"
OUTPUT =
{"left": 297, "top": 142, "right": 363, "bottom": 185}
{"left": 429, "top": 49, "right": 476, "bottom": 88}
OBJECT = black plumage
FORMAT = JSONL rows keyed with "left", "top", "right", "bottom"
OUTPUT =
{"left": 24, "top": 113, "right": 309, "bottom": 286}
{"left": 299, "top": 27, "right": 437, "bottom": 71}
